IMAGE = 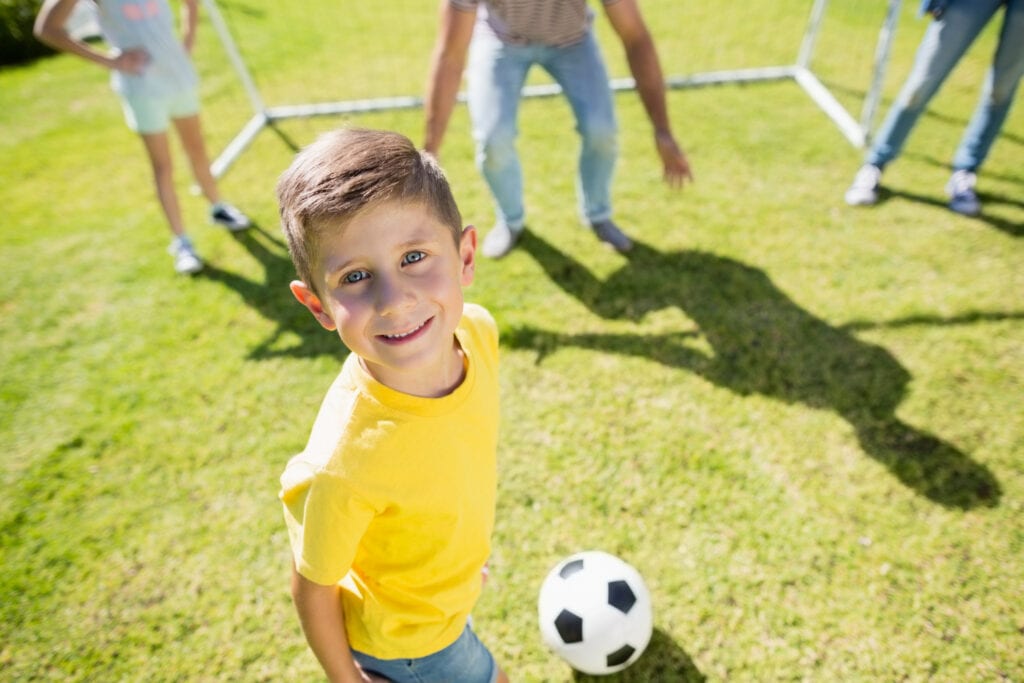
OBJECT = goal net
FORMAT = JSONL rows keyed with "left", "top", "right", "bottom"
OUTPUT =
{"left": 199, "top": 0, "right": 906, "bottom": 178}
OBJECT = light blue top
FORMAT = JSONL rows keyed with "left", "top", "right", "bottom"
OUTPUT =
{"left": 96, "top": 0, "right": 198, "bottom": 98}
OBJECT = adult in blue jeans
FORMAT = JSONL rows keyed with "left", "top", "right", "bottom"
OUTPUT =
{"left": 424, "top": 0, "right": 693, "bottom": 259}
{"left": 846, "top": 0, "right": 1024, "bottom": 216}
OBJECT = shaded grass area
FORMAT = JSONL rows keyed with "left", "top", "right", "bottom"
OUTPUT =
{"left": 2, "top": 1, "right": 1023, "bottom": 680}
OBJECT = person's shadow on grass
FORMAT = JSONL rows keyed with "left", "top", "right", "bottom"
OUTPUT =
{"left": 874, "top": 149, "right": 1024, "bottom": 238}
{"left": 506, "top": 232, "right": 1001, "bottom": 510}
{"left": 569, "top": 628, "right": 705, "bottom": 682}
{"left": 869, "top": 186, "right": 1023, "bottom": 238}
{"left": 199, "top": 225, "right": 343, "bottom": 359}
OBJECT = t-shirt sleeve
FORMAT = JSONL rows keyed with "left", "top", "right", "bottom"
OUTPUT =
{"left": 280, "top": 459, "right": 375, "bottom": 586}
{"left": 450, "top": 0, "right": 479, "bottom": 12}
{"left": 462, "top": 303, "right": 499, "bottom": 358}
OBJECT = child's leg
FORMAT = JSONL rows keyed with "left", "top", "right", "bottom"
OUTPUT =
{"left": 174, "top": 112, "right": 251, "bottom": 231}
{"left": 172, "top": 114, "right": 221, "bottom": 205}
{"left": 139, "top": 131, "right": 186, "bottom": 237}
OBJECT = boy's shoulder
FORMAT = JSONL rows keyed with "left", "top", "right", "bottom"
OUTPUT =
{"left": 280, "top": 362, "right": 362, "bottom": 489}
{"left": 458, "top": 302, "right": 500, "bottom": 369}
{"left": 460, "top": 302, "right": 498, "bottom": 342}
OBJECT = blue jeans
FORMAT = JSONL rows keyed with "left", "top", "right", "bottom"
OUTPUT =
{"left": 867, "top": 0, "right": 1024, "bottom": 172}
{"left": 466, "top": 26, "right": 618, "bottom": 229}
{"left": 351, "top": 624, "right": 498, "bottom": 683}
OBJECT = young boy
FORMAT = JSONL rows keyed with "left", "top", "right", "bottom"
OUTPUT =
{"left": 276, "top": 128, "right": 509, "bottom": 683}
{"left": 34, "top": 0, "right": 251, "bottom": 275}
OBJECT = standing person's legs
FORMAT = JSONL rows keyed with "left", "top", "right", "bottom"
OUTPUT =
{"left": 170, "top": 96, "right": 249, "bottom": 231}
{"left": 165, "top": 88, "right": 249, "bottom": 231}
{"left": 122, "top": 89, "right": 205, "bottom": 273}
{"left": 140, "top": 131, "right": 186, "bottom": 237}
{"left": 866, "top": 0, "right": 999, "bottom": 168}
{"left": 466, "top": 31, "right": 532, "bottom": 246}
{"left": 172, "top": 113, "right": 220, "bottom": 205}
{"left": 951, "top": 0, "right": 1024, "bottom": 172}
{"left": 140, "top": 130, "right": 203, "bottom": 273}
{"left": 543, "top": 29, "right": 618, "bottom": 226}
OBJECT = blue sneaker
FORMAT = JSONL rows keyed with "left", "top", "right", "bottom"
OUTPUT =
{"left": 946, "top": 170, "right": 980, "bottom": 217}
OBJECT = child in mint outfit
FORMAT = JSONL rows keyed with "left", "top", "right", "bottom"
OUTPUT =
{"left": 276, "top": 128, "right": 510, "bottom": 683}
{"left": 35, "top": 0, "right": 251, "bottom": 274}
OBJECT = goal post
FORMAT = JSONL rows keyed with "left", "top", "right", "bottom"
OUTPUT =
{"left": 202, "top": 0, "right": 904, "bottom": 179}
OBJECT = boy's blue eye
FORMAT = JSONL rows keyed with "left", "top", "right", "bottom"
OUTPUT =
{"left": 343, "top": 270, "right": 369, "bottom": 284}
{"left": 403, "top": 251, "right": 426, "bottom": 265}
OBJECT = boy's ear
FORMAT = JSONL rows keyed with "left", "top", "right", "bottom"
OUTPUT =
{"left": 289, "top": 280, "right": 337, "bottom": 331}
{"left": 459, "top": 225, "right": 478, "bottom": 287}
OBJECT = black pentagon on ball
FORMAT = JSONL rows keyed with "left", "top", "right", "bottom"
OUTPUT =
{"left": 606, "top": 644, "right": 636, "bottom": 667}
{"left": 554, "top": 609, "right": 584, "bottom": 644}
{"left": 607, "top": 579, "right": 637, "bottom": 613}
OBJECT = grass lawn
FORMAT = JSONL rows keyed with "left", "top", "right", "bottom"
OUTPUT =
{"left": 1, "top": 1, "right": 1022, "bottom": 680}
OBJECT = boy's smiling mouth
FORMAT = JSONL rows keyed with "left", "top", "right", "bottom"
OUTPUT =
{"left": 378, "top": 317, "right": 433, "bottom": 343}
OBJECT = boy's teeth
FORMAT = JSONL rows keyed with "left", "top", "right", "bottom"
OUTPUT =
{"left": 386, "top": 322, "right": 424, "bottom": 339}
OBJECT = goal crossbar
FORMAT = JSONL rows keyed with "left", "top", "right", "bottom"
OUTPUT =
{"left": 204, "top": 0, "right": 902, "bottom": 179}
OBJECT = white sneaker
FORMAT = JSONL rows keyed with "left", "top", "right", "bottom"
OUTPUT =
{"left": 845, "top": 164, "right": 882, "bottom": 206}
{"left": 210, "top": 201, "right": 251, "bottom": 231}
{"left": 946, "top": 170, "right": 981, "bottom": 216}
{"left": 169, "top": 235, "right": 203, "bottom": 274}
{"left": 481, "top": 223, "right": 523, "bottom": 259}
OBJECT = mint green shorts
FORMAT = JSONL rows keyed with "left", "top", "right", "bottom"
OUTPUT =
{"left": 119, "top": 87, "right": 200, "bottom": 134}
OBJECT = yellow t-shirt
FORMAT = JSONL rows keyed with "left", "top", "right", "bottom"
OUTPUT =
{"left": 280, "top": 303, "right": 500, "bottom": 659}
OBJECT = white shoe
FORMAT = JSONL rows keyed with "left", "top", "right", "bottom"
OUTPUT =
{"left": 946, "top": 170, "right": 981, "bottom": 217}
{"left": 845, "top": 164, "right": 882, "bottom": 206}
{"left": 481, "top": 223, "right": 523, "bottom": 259}
{"left": 169, "top": 235, "right": 203, "bottom": 274}
{"left": 210, "top": 201, "right": 251, "bottom": 231}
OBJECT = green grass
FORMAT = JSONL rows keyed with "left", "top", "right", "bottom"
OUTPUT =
{"left": 2, "top": 1, "right": 1022, "bottom": 681}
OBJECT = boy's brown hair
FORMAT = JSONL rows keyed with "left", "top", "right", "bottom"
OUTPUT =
{"left": 276, "top": 128, "right": 463, "bottom": 294}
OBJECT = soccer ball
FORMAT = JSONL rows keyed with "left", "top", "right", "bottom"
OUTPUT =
{"left": 538, "top": 550, "right": 653, "bottom": 675}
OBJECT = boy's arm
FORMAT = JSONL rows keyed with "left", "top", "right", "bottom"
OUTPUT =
{"left": 34, "top": 0, "right": 149, "bottom": 74}
{"left": 423, "top": 0, "right": 477, "bottom": 158}
{"left": 290, "top": 564, "right": 377, "bottom": 683}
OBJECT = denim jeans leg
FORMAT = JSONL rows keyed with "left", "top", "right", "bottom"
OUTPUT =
{"left": 867, "top": 0, "right": 999, "bottom": 167}
{"left": 467, "top": 32, "right": 532, "bottom": 230}
{"left": 951, "top": 0, "right": 1024, "bottom": 171}
{"left": 542, "top": 28, "right": 618, "bottom": 224}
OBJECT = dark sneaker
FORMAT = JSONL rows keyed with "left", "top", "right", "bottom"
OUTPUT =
{"left": 169, "top": 235, "right": 203, "bottom": 275}
{"left": 481, "top": 222, "right": 523, "bottom": 259}
{"left": 845, "top": 164, "right": 882, "bottom": 206}
{"left": 946, "top": 170, "right": 981, "bottom": 216}
{"left": 590, "top": 219, "right": 633, "bottom": 253}
{"left": 210, "top": 201, "right": 251, "bottom": 231}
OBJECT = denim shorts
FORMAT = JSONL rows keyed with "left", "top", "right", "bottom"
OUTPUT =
{"left": 352, "top": 624, "right": 498, "bottom": 683}
{"left": 118, "top": 87, "right": 200, "bottom": 134}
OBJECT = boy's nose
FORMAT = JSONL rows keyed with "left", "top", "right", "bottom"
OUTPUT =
{"left": 375, "top": 276, "right": 416, "bottom": 316}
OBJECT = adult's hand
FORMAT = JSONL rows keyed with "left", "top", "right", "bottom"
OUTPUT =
{"left": 655, "top": 131, "right": 693, "bottom": 189}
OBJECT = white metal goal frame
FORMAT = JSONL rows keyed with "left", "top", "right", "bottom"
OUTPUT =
{"left": 202, "top": 0, "right": 904, "bottom": 178}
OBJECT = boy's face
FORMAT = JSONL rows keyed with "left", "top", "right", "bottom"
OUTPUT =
{"left": 291, "top": 200, "right": 477, "bottom": 397}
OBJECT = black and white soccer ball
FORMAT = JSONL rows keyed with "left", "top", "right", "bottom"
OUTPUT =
{"left": 538, "top": 550, "right": 653, "bottom": 675}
